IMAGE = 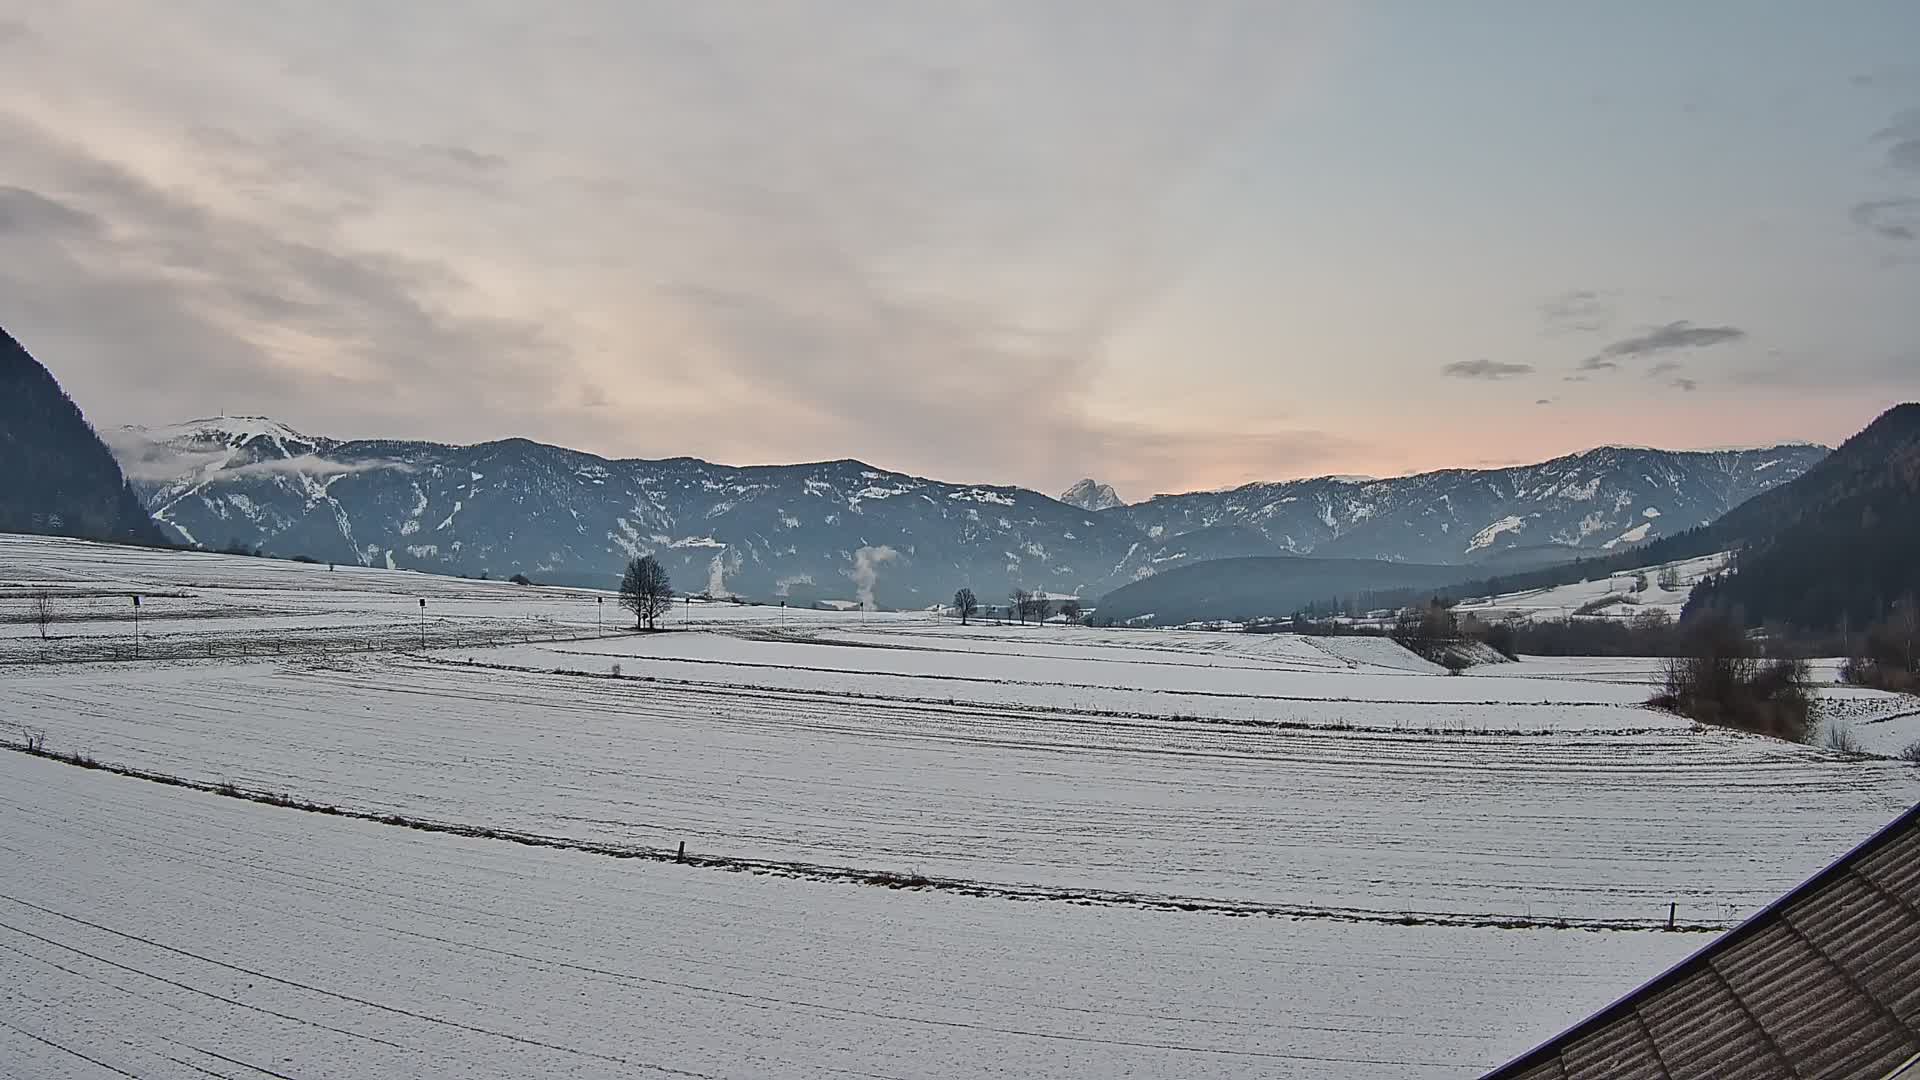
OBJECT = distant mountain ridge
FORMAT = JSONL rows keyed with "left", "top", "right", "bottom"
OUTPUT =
{"left": 0, "top": 328, "right": 165, "bottom": 546}
{"left": 107, "top": 415, "right": 1827, "bottom": 606}
{"left": 1107, "top": 443, "right": 1828, "bottom": 567}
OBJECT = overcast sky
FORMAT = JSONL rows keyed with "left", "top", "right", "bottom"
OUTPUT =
{"left": 3, "top": 1, "right": 1917, "bottom": 497}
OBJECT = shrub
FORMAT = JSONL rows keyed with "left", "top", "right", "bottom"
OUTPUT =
{"left": 1821, "top": 723, "right": 1864, "bottom": 754}
{"left": 509, "top": 573, "right": 533, "bottom": 586}
{"left": 1840, "top": 655, "right": 1920, "bottom": 694}
{"left": 1899, "top": 741, "right": 1920, "bottom": 764}
{"left": 1840, "top": 603, "right": 1920, "bottom": 693}
{"left": 1651, "top": 617, "right": 1814, "bottom": 742}
{"left": 1575, "top": 594, "right": 1632, "bottom": 617}
{"left": 1481, "top": 620, "right": 1520, "bottom": 661}
{"left": 1390, "top": 600, "right": 1456, "bottom": 661}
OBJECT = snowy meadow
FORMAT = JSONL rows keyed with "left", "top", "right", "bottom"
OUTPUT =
{"left": 3, "top": 533, "right": 1917, "bottom": 1078}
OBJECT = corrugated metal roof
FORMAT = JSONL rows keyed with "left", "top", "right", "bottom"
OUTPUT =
{"left": 1485, "top": 803, "right": 1920, "bottom": 1080}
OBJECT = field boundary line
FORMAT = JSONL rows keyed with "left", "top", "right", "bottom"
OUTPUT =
{"left": 1, "top": 738, "right": 1724, "bottom": 934}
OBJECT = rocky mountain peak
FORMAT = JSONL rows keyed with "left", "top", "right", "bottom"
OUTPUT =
{"left": 1060, "top": 478, "right": 1124, "bottom": 512}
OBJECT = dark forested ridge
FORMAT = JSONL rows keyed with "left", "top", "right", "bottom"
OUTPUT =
{"left": 0, "top": 327, "right": 166, "bottom": 546}
{"left": 1333, "top": 405, "right": 1916, "bottom": 633}
{"left": 1685, "top": 403, "right": 1920, "bottom": 630}
{"left": 1093, "top": 555, "right": 1466, "bottom": 626}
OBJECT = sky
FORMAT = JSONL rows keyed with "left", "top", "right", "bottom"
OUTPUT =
{"left": 2, "top": 1, "right": 1917, "bottom": 498}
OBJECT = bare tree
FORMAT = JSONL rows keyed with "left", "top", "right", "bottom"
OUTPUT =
{"left": 620, "top": 555, "right": 674, "bottom": 630}
{"left": 31, "top": 591, "right": 53, "bottom": 641}
{"left": 1657, "top": 567, "right": 1681, "bottom": 592}
{"left": 1009, "top": 588, "right": 1030, "bottom": 626}
{"left": 1057, "top": 599, "right": 1082, "bottom": 624}
{"left": 1896, "top": 593, "right": 1918, "bottom": 674}
{"left": 953, "top": 588, "right": 979, "bottom": 625}
{"left": 1030, "top": 593, "right": 1053, "bottom": 624}
{"left": 1390, "top": 599, "right": 1456, "bottom": 662}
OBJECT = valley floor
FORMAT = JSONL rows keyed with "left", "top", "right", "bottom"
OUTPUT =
{"left": 2, "top": 533, "right": 1917, "bottom": 1077}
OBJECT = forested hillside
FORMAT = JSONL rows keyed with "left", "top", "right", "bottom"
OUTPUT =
{"left": 0, "top": 327, "right": 165, "bottom": 546}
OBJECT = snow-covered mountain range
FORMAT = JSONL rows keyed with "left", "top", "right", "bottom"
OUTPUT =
{"left": 1111, "top": 444, "right": 1830, "bottom": 568}
{"left": 110, "top": 417, "right": 1827, "bottom": 606}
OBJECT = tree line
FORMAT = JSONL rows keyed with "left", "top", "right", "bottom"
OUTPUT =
{"left": 950, "top": 587, "right": 1081, "bottom": 626}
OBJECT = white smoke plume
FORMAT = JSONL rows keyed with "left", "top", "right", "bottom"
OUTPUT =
{"left": 705, "top": 551, "right": 733, "bottom": 598}
{"left": 848, "top": 545, "right": 899, "bottom": 610}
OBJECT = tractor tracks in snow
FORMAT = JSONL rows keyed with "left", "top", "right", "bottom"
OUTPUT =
{"left": 0, "top": 739, "right": 1722, "bottom": 935}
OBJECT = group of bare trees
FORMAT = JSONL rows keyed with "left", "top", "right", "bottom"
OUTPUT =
{"left": 950, "top": 587, "right": 1081, "bottom": 626}
{"left": 1651, "top": 613, "right": 1815, "bottom": 741}
{"left": 1008, "top": 589, "right": 1049, "bottom": 625}
{"left": 1840, "top": 594, "right": 1919, "bottom": 693}
{"left": 952, "top": 588, "right": 979, "bottom": 625}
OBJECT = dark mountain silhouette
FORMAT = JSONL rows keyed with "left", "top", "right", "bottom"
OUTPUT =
{"left": 0, "top": 327, "right": 165, "bottom": 546}
{"left": 1684, "top": 403, "right": 1920, "bottom": 630}
{"left": 1094, "top": 555, "right": 1464, "bottom": 626}
{"left": 1314, "top": 404, "right": 1915, "bottom": 631}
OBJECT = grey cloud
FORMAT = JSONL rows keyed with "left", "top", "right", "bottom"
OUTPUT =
{"left": 1853, "top": 67, "right": 1920, "bottom": 91}
{"left": 1851, "top": 198, "right": 1920, "bottom": 241}
{"left": 1582, "top": 321, "right": 1746, "bottom": 371}
{"left": 1539, "top": 289, "right": 1613, "bottom": 335}
{"left": 1730, "top": 350, "right": 1914, "bottom": 389}
{"left": 1535, "top": 398, "right": 1553, "bottom": 406}
{"left": 0, "top": 112, "right": 564, "bottom": 434}
{"left": 1647, "top": 359, "right": 1682, "bottom": 378}
{"left": 0, "top": 3, "right": 1344, "bottom": 494}
{"left": 1671, "top": 377, "right": 1699, "bottom": 392}
{"left": 1874, "top": 109, "right": 1920, "bottom": 173}
{"left": 1441, "top": 359, "right": 1534, "bottom": 380}
{"left": 0, "top": 186, "right": 101, "bottom": 234}
{"left": 220, "top": 455, "right": 416, "bottom": 481}
{"left": 423, "top": 144, "right": 506, "bottom": 171}
{"left": 107, "top": 433, "right": 414, "bottom": 483}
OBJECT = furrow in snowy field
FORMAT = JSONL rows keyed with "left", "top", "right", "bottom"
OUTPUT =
{"left": 0, "top": 751, "right": 1700, "bottom": 1080}
{"left": 7, "top": 656, "right": 1913, "bottom": 924}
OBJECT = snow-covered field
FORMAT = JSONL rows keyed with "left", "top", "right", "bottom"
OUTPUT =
{"left": 0, "top": 533, "right": 867, "bottom": 662}
{"left": 3, "top": 533, "right": 1917, "bottom": 1077}
{"left": 1452, "top": 552, "right": 1731, "bottom": 625}
{"left": 0, "top": 751, "right": 1697, "bottom": 1080}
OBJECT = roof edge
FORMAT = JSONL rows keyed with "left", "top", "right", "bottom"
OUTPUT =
{"left": 1483, "top": 800, "right": 1920, "bottom": 1079}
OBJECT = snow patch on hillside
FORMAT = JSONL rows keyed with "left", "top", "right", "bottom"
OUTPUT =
{"left": 1468, "top": 515, "right": 1527, "bottom": 552}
